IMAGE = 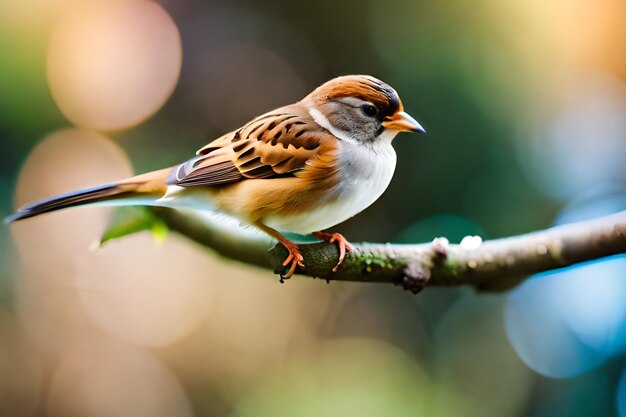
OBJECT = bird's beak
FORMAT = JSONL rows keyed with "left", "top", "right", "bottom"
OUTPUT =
{"left": 382, "top": 111, "right": 425, "bottom": 134}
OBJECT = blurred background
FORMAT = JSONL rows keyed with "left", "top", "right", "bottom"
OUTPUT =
{"left": 1, "top": 0, "right": 625, "bottom": 416}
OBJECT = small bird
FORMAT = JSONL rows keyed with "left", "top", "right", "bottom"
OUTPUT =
{"left": 7, "top": 75, "right": 424, "bottom": 279}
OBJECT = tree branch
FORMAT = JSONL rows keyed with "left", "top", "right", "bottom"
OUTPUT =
{"left": 153, "top": 208, "right": 626, "bottom": 293}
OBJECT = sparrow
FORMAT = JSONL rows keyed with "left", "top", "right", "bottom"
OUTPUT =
{"left": 6, "top": 75, "right": 424, "bottom": 280}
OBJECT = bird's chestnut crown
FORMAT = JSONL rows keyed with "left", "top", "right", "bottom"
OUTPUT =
{"left": 307, "top": 75, "right": 401, "bottom": 118}
{"left": 304, "top": 75, "right": 424, "bottom": 142}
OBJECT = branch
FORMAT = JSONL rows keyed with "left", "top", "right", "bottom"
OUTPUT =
{"left": 153, "top": 208, "right": 626, "bottom": 293}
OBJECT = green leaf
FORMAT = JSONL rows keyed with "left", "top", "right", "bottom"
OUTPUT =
{"left": 150, "top": 217, "right": 169, "bottom": 244}
{"left": 99, "top": 206, "right": 167, "bottom": 246}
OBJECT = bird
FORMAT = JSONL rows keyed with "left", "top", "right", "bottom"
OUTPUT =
{"left": 6, "top": 75, "right": 424, "bottom": 280}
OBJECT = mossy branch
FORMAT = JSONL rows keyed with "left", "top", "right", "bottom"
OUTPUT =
{"left": 151, "top": 208, "right": 626, "bottom": 293}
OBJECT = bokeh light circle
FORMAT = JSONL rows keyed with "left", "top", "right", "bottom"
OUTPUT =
{"left": 46, "top": 339, "right": 192, "bottom": 417}
{"left": 76, "top": 234, "right": 215, "bottom": 347}
{"left": 505, "top": 277, "right": 608, "bottom": 379}
{"left": 12, "top": 128, "right": 133, "bottom": 263}
{"left": 47, "top": 0, "right": 182, "bottom": 130}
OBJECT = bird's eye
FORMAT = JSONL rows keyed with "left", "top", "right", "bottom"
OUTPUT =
{"left": 360, "top": 104, "right": 378, "bottom": 118}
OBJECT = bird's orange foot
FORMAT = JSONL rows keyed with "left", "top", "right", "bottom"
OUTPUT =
{"left": 277, "top": 240, "right": 304, "bottom": 283}
{"left": 313, "top": 231, "right": 353, "bottom": 272}
{"left": 254, "top": 222, "right": 306, "bottom": 283}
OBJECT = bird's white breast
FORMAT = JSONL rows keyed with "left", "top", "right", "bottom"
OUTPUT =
{"left": 265, "top": 137, "right": 397, "bottom": 234}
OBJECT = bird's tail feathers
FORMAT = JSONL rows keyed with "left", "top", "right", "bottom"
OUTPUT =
{"left": 5, "top": 167, "right": 172, "bottom": 224}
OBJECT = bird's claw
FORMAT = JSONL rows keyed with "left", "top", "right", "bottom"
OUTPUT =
{"left": 313, "top": 231, "right": 353, "bottom": 272}
{"left": 277, "top": 241, "right": 304, "bottom": 282}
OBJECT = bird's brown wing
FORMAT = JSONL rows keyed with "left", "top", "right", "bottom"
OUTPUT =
{"left": 170, "top": 104, "right": 333, "bottom": 187}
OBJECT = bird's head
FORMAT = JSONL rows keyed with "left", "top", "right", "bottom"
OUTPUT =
{"left": 303, "top": 75, "right": 425, "bottom": 144}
